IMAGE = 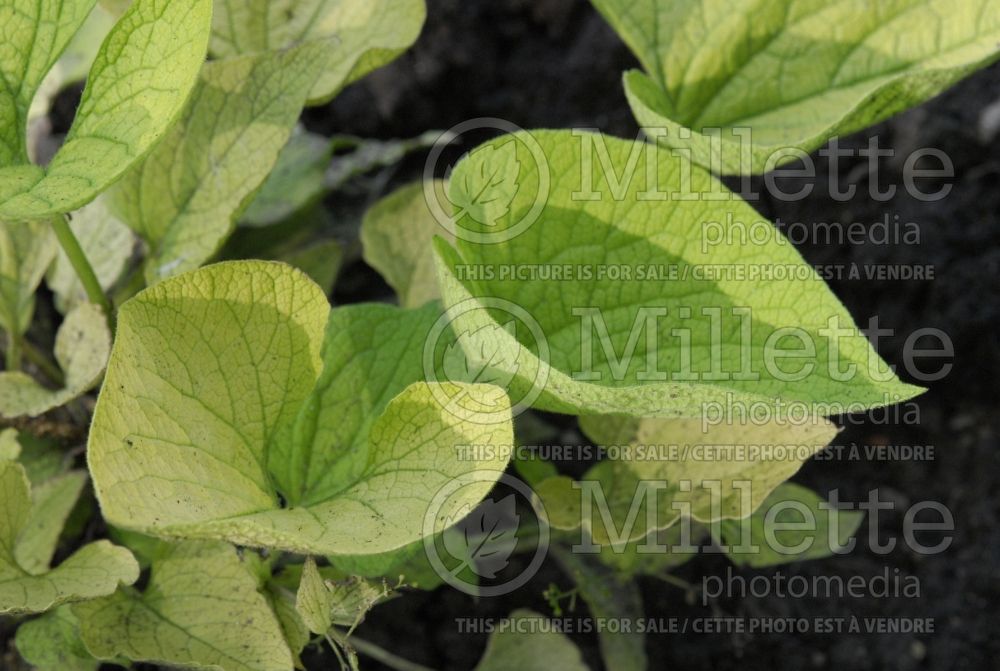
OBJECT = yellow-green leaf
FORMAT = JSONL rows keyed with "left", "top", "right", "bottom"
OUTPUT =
{"left": 74, "top": 541, "right": 293, "bottom": 671}
{"left": 0, "top": 460, "right": 138, "bottom": 615}
{"left": 0, "top": 0, "right": 212, "bottom": 218}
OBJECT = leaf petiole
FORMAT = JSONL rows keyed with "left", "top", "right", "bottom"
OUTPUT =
{"left": 51, "top": 214, "right": 113, "bottom": 319}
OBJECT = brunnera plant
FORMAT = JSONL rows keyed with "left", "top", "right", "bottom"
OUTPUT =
{"left": 0, "top": 0, "right": 994, "bottom": 669}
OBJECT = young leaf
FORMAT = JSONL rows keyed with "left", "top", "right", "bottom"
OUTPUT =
{"left": 361, "top": 180, "right": 453, "bottom": 308}
{"left": 551, "top": 547, "right": 648, "bottom": 671}
{"left": 89, "top": 261, "right": 514, "bottom": 556}
{"left": 110, "top": 40, "right": 335, "bottom": 283}
{"left": 0, "top": 302, "right": 111, "bottom": 419}
{"left": 474, "top": 609, "right": 589, "bottom": 671}
{"left": 15, "top": 605, "right": 100, "bottom": 671}
{"left": 0, "top": 219, "right": 57, "bottom": 337}
{"left": 74, "top": 541, "right": 294, "bottom": 671}
{"left": 46, "top": 197, "right": 135, "bottom": 313}
{"left": 716, "top": 483, "right": 865, "bottom": 568}
{"left": 210, "top": 0, "right": 427, "bottom": 103}
{"left": 0, "top": 0, "right": 97, "bottom": 167}
{"left": 296, "top": 557, "right": 389, "bottom": 635}
{"left": 435, "top": 130, "right": 923, "bottom": 419}
{"left": 0, "top": 0, "right": 213, "bottom": 218}
{"left": 592, "top": 0, "right": 1000, "bottom": 173}
{"left": 0, "top": 460, "right": 138, "bottom": 615}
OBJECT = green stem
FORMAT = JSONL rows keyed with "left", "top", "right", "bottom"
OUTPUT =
{"left": 338, "top": 632, "right": 437, "bottom": 671}
{"left": 4, "top": 330, "right": 22, "bottom": 371}
{"left": 51, "top": 214, "right": 112, "bottom": 317}
{"left": 21, "top": 339, "right": 64, "bottom": 387}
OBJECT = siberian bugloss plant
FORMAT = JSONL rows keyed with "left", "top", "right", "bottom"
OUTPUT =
{"left": 1, "top": 0, "right": 996, "bottom": 669}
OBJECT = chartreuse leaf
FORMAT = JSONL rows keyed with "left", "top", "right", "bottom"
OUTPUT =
{"left": 26, "top": 3, "right": 117, "bottom": 162}
{"left": 593, "top": 0, "right": 1000, "bottom": 174}
{"left": 15, "top": 470, "right": 88, "bottom": 574}
{"left": 111, "top": 41, "right": 335, "bottom": 284}
{"left": 47, "top": 196, "right": 135, "bottom": 313}
{"left": 435, "top": 130, "right": 923, "bottom": 418}
{"left": 0, "top": 0, "right": 212, "bottom": 219}
{"left": 0, "top": 460, "right": 138, "bottom": 615}
{"left": 361, "top": 180, "right": 453, "bottom": 308}
{"left": 551, "top": 547, "right": 647, "bottom": 671}
{"left": 716, "top": 482, "right": 864, "bottom": 568}
{"left": 0, "top": 220, "right": 56, "bottom": 337}
{"left": 74, "top": 541, "right": 293, "bottom": 671}
{"left": 15, "top": 605, "right": 100, "bottom": 671}
{"left": 0, "top": 302, "right": 111, "bottom": 419}
{"left": 210, "top": 0, "right": 427, "bottom": 103}
{"left": 578, "top": 414, "right": 839, "bottom": 522}
{"left": 0, "top": 428, "right": 19, "bottom": 461}
{"left": 474, "top": 609, "right": 588, "bottom": 671}
{"left": 0, "top": 0, "right": 96, "bottom": 167}
{"left": 89, "top": 261, "right": 514, "bottom": 555}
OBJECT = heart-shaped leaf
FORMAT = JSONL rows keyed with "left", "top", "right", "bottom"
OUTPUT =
{"left": 89, "top": 261, "right": 514, "bottom": 556}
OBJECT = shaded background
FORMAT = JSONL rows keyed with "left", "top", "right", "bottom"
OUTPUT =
{"left": 303, "top": 1, "right": 1000, "bottom": 669}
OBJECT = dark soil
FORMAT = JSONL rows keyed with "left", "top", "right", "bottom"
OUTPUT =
{"left": 306, "top": 1, "right": 1000, "bottom": 670}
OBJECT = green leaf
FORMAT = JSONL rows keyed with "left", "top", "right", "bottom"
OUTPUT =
{"left": 0, "top": 219, "right": 56, "bottom": 337}
{"left": 263, "top": 579, "right": 311, "bottom": 668}
{"left": 0, "top": 428, "right": 20, "bottom": 461}
{"left": 361, "top": 180, "right": 453, "bottom": 308}
{"left": 0, "top": 0, "right": 213, "bottom": 218}
{"left": 435, "top": 130, "right": 923, "bottom": 418}
{"left": 716, "top": 483, "right": 865, "bottom": 567}
{"left": 15, "top": 605, "right": 100, "bottom": 671}
{"left": 241, "top": 127, "right": 335, "bottom": 227}
{"left": 551, "top": 547, "right": 647, "bottom": 671}
{"left": 296, "top": 557, "right": 389, "bottom": 635}
{"left": 111, "top": 41, "right": 335, "bottom": 284}
{"left": 46, "top": 197, "right": 135, "bottom": 313}
{"left": 474, "top": 609, "right": 589, "bottom": 671}
{"left": 89, "top": 261, "right": 514, "bottom": 556}
{"left": 0, "top": 302, "right": 111, "bottom": 419}
{"left": 578, "top": 413, "right": 839, "bottom": 522}
{"left": 0, "top": 460, "right": 138, "bottom": 615}
{"left": 592, "top": 0, "right": 1000, "bottom": 174}
{"left": 74, "top": 541, "right": 293, "bottom": 671}
{"left": 0, "top": 0, "right": 97, "bottom": 167}
{"left": 210, "top": 0, "right": 427, "bottom": 103}
{"left": 16, "top": 470, "right": 88, "bottom": 574}
{"left": 5, "top": 431, "right": 67, "bottom": 484}
{"left": 26, "top": 3, "right": 117, "bottom": 164}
